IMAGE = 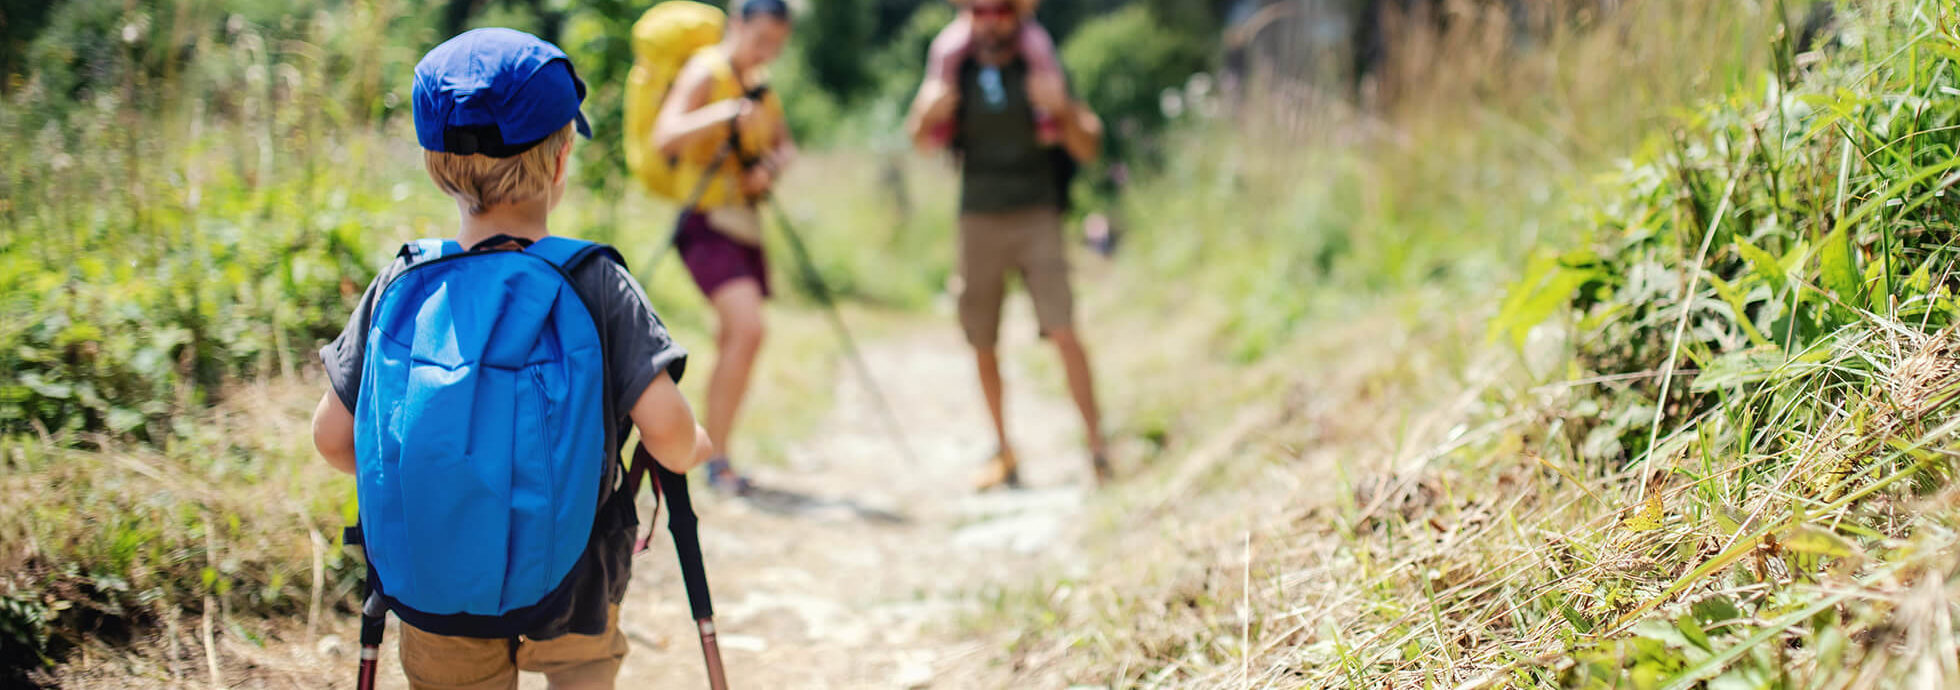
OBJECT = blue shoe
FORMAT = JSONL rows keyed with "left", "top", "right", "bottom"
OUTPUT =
{"left": 706, "top": 456, "right": 753, "bottom": 496}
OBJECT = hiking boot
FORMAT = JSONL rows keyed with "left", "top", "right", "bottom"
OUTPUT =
{"left": 972, "top": 450, "right": 1021, "bottom": 492}
{"left": 706, "top": 456, "right": 753, "bottom": 496}
{"left": 1090, "top": 452, "right": 1114, "bottom": 486}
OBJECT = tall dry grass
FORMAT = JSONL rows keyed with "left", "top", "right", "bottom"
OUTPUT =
{"left": 947, "top": 0, "right": 1960, "bottom": 687}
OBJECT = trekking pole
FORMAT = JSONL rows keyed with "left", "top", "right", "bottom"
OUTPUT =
{"left": 642, "top": 84, "right": 766, "bottom": 271}
{"left": 342, "top": 524, "right": 384, "bottom": 690}
{"left": 356, "top": 584, "right": 385, "bottom": 690}
{"left": 640, "top": 143, "right": 736, "bottom": 271}
{"left": 762, "top": 198, "right": 919, "bottom": 465}
{"left": 636, "top": 446, "right": 729, "bottom": 690}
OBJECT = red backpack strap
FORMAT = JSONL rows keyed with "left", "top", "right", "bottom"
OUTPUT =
{"left": 629, "top": 445, "right": 663, "bottom": 555}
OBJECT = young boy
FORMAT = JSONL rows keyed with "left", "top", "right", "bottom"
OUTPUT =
{"left": 311, "top": 28, "right": 709, "bottom": 689}
{"left": 922, "top": 0, "right": 1066, "bottom": 145}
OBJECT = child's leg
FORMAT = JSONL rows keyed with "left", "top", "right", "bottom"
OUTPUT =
{"left": 1018, "top": 22, "right": 1066, "bottom": 143}
{"left": 926, "top": 15, "right": 975, "bottom": 86}
{"left": 516, "top": 605, "right": 630, "bottom": 690}
{"left": 1017, "top": 21, "right": 1063, "bottom": 86}
{"left": 399, "top": 623, "right": 520, "bottom": 690}
{"left": 923, "top": 15, "right": 973, "bottom": 147}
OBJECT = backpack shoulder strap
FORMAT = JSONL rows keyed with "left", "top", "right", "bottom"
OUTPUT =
{"left": 525, "top": 235, "right": 638, "bottom": 537}
{"left": 951, "top": 54, "right": 974, "bottom": 155}
{"left": 397, "top": 238, "right": 462, "bottom": 267}
{"left": 371, "top": 239, "right": 463, "bottom": 309}
{"left": 700, "top": 45, "right": 739, "bottom": 96}
{"left": 526, "top": 236, "right": 625, "bottom": 274}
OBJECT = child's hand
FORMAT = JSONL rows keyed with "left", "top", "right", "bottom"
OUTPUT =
{"left": 926, "top": 14, "right": 974, "bottom": 84}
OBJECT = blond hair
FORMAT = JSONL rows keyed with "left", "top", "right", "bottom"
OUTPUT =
{"left": 424, "top": 123, "right": 575, "bottom": 215}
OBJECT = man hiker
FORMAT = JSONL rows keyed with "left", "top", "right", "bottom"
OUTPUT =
{"left": 905, "top": 0, "right": 1111, "bottom": 489}
{"left": 923, "top": 0, "right": 1067, "bottom": 146}
{"left": 654, "top": 0, "right": 798, "bottom": 495}
{"left": 311, "top": 28, "right": 710, "bottom": 689}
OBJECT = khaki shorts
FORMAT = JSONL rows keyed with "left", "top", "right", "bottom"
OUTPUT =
{"left": 957, "top": 206, "right": 1075, "bottom": 349}
{"left": 399, "top": 605, "right": 628, "bottom": 690}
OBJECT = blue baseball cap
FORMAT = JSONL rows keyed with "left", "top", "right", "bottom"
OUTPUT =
{"left": 412, "top": 28, "right": 592, "bottom": 158}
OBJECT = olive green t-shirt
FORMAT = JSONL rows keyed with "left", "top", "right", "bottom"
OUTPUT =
{"left": 955, "top": 57, "right": 1064, "bottom": 214}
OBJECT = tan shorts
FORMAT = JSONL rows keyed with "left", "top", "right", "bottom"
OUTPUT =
{"left": 957, "top": 206, "right": 1075, "bottom": 348}
{"left": 398, "top": 605, "right": 628, "bottom": 690}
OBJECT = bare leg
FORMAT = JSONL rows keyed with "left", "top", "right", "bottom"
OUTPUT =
{"left": 973, "top": 346, "right": 1018, "bottom": 488}
{"left": 975, "top": 346, "right": 1010, "bottom": 451}
{"left": 1049, "top": 329, "right": 1108, "bottom": 478}
{"left": 705, "top": 279, "right": 766, "bottom": 474}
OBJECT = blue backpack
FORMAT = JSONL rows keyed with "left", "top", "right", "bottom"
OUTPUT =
{"left": 351, "top": 235, "right": 622, "bottom": 636}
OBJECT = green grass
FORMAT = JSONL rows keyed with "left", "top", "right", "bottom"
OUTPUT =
{"left": 962, "top": 0, "right": 1960, "bottom": 687}
{"left": 0, "top": 2, "right": 954, "bottom": 674}
{"left": 16, "top": 0, "right": 1960, "bottom": 686}
{"left": 0, "top": 0, "right": 1198, "bottom": 676}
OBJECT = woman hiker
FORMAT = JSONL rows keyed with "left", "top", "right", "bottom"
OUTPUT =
{"left": 654, "top": 0, "right": 798, "bottom": 495}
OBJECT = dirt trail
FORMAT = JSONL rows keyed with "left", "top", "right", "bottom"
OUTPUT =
{"left": 354, "top": 310, "right": 1096, "bottom": 689}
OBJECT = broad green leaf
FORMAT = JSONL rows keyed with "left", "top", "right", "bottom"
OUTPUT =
{"left": 1863, "top": 256, "right": 1889, "bottom": 307}
{"left": 1561, "top": 600, "right": 1595, "bottom": 634}
{"left": 1491, "top": 258, "right": 1600, "bottom": 349}
{"left": 105, "top": 407, "right": 145, "bottom": 434}
{"left": 19, "top": 372, "right": 72, "bottom": 400}
{"left": 1780, "top": 525, "right": 1861, "bottom": 559}
{"left": 1675, "top": 615, "right": 1713, "bottom": 652}
{"left": 54, "top": 323, "right": 104, "bottom": 347}
{"left": 1691, "top": 596, "right": 1745, "bottom": 631}
{"left": 1712, "top": 510, "right": 1741, "bottom": 535}
{"left": 1734, "top": 238, "right": 1786, "bottom": 291}
{"left": 1661, "top": 595, "right": 1847, "bottom": 690}
{"left": 1491, "top": 253, "right": 1560, "bottom": 342}
{"left": 1817, "top": 228, "right": 1860, "bottom": 308}
{"left": 1705, "top": 273, "right": 1771, "bottom": 347}
{"left": 1631, "top": 660, "right": 1666, "bottom": 689}
{"left": 1692, "top": 345, "right": 1790, "bottom": 391}
{"left": 1781, "top": 240, "right": 1811, "bottom": 275}
{"left": 1905, "top": 263, "right": 1932, "bottom": 293}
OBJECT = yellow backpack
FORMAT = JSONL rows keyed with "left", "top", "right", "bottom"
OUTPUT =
{"left": 623, "top": 1, "right": 726, "bottom": 199}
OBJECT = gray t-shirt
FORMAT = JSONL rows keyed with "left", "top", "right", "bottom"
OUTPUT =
{"left": 955, "top": 57, "right": 1065, "bottom": 214}
{"left": 318, "top": 245, "right": 686, "bottom": 639}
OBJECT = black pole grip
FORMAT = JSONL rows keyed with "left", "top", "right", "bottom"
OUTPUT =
{"left": 357, "top": 570, "right": 385, "bottom": 690}
{"left": 655, "top": 463, "right": 714, "bottom": 621}
{"left": 359, "top": 591, "right": 387, "bottom": 647}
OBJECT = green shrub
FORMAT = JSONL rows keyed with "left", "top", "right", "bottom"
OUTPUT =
{"left": 1060, "top": 4, "right": 1212, "bottom": 159}
{"left": 1495, "top": 2, "right": 1960, "bottom": 466}
{"left": 0, "top": 6, "right": 419, "bottom": 440}
{"left": 800, "top": 0, "right": 876, "bottom": 101}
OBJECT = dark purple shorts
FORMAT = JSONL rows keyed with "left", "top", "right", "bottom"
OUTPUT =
{"left": 676, "top": 211, "right": 770, "bottom": 299}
